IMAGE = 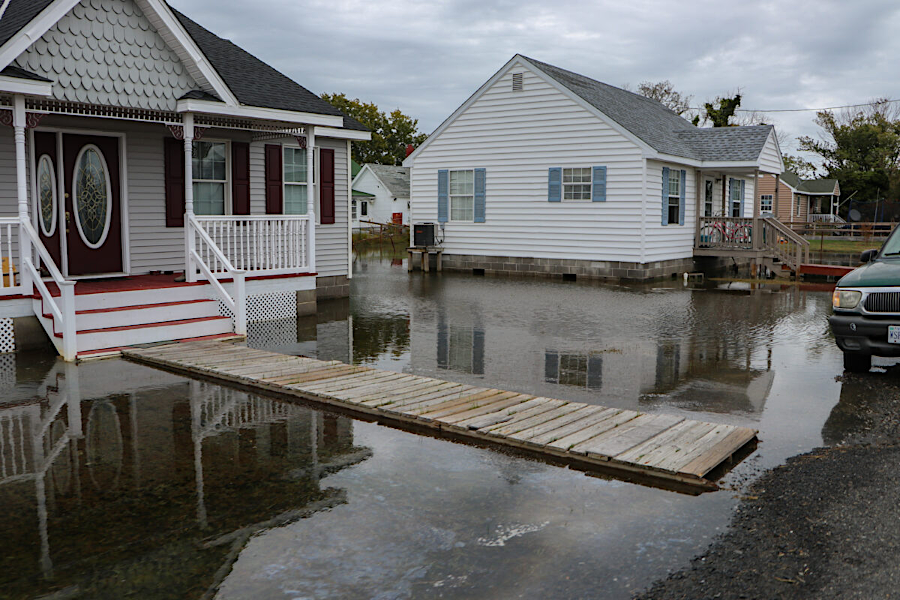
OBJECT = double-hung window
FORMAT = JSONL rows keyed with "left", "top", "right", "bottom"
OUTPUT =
{"left": 667, "top": 169, "right": 681, "bottom": 224}
{"left": 192, "top": 141, "right": 227, "bottom": 215}
{"left": 704, "top": 180, "right": 714, "bottom": 217}
{"left": 795, "top": 194, "right": 802, "bottom": 217}
{"left": 730, "top": 181, "right": 742, "bottom": 217}
{"left": 760, "top": 194, "right": 773, "bottom": 214}
{"left": 563, "top": 168, "right": 592, "bottom": 200}
{"left": 283, "top": 146, "right": 308, "bottom": 214}
{"left": 449, "top": 169, "right": 474, "bottom": 221}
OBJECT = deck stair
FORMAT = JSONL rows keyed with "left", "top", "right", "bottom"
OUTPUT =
{"left": 32, "top": 276, "right": 236, "bottom": 359}
{"left": 695, "top": 216, "right": 811, "bottom": 273}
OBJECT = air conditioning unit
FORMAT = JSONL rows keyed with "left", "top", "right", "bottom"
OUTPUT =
{"left": 413, "top": 222, "right": 437, "bottom": 247}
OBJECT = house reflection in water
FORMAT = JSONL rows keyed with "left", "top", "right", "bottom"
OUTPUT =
{"left": 437, "top": 316, "right": 485, "bottom": 376}
{"left": 0, "top": 359, "right": 369, "bottom": 598}
{"left": 544, "top": 351, "right": 603, "bottom": 391}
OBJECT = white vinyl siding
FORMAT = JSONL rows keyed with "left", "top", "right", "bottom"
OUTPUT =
{"left": 758, "top": 130, "right": 783, "bottom": 174}
{"left": 408, "top": 65, "right": 645, "bottom": 263}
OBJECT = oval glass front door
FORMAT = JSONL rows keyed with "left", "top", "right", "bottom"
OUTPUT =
{"left": 37, "top": 154, "right": 57, "bottom": 236}
{"left": 73, "top": 144, "right": 111, "bottom": 249}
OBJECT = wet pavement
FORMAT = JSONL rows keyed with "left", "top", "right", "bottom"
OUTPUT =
{"left": 0, "top": 253, "right": 886, "bottom": 599}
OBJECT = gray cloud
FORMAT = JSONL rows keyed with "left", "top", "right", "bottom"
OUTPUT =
{"left": 171, "top": 0, "right": 900, "bottom": 156}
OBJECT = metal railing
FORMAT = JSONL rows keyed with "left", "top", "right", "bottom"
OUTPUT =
{"left": 192, "top": 215, "right": 314, "bottom": 276}
{"left": 187, "top": 214, "right": 246, "bottom": 336}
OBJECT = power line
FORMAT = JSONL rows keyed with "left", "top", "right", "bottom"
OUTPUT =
{"left": 689, "top": 99, "right": 900, "bottom": 114}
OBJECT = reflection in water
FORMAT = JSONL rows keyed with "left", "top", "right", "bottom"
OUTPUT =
{"left": 545, "top": 351, "right": 603, "bottom": 390}
{"left": 0, "top": 360, "right": 369, "bottom": 599}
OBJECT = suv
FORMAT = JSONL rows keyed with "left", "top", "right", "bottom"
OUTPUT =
{"left": 829, "top": 226, "right": 900, "bottom": 372}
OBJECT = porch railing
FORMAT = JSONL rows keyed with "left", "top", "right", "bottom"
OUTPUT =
{"left": 192, "top": 215, "right": 314, "bottom": 276}
{"left": 696, "top": 216, "right": 755, "bottom": 250}
{"left": 0, "top": 217, "right": 23, "bottom": 296}
{"left": 809, "top": 213, "right": 846, "bottom": 224}
{"left": 696, "top": 216, "right": 810, "bottom": 271}
{"left": 760, "top": 217, "right": 809, "bottom": 271}
{"left": 187, "top": 215, "right": 246, "bottom": 336}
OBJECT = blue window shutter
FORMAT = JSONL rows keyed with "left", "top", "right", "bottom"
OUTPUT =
{"left": 437, "top": 169, "right": 449, "bottom": 223}
{"left": 474, "top": 168, "right": 486, "bottom": 222}
{"left": 661, "top": 166, "right": 670, "bottom": 225}
{"left": 592, "top": 166, "right": 607, "bottom": 202}
{"left": 678, "top": 169, "right": 686, "bottom": 225}
{"left": 548, "top": 167, "right": 562, "bottom": 202}
{"left": 740, "top": 179, "right": 746, "bottom": 217}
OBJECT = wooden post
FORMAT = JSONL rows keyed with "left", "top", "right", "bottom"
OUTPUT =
{"left": 306, "top": 125, "right": 316, "bottom": 274}
{"left": 183, "top": 113, "right": 195, "bottom": 282}
{"left": 752, "top": 169, "right": 761, "bottom": 250}
{"left": 407, "top": 249, "right": 414, "bottom": 272}
{"left": 13, "top": 95, "right": 31, "bottom": 292}
{"left": 694, "top": 170, "right": 702, "bottom": 248}
{"left": 774, "top": 174, "right": 780, "bottom": 221}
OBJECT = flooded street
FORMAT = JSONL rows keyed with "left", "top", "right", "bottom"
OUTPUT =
{"left": 0, "top": 253, "right": 877, "bottom": 599}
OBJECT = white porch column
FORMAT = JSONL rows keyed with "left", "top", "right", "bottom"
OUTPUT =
{"left": 183, "top": 113, "right": 196, "bottom": 282}
{"left": 306, "top": 125, "right": 316, "bottom": 273}
{"left": 752, "top": 168, "right": 761, "bottom": 250}
{"left": 13, "top": 94, "right": 31, "bottom": 291}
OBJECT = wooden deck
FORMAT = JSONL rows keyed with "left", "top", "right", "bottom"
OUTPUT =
{"left": 122, "top": 340, "right": 759, "bottom": 494}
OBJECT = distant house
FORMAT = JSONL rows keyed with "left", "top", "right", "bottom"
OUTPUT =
{"left": 757, "top": 172, "right": 841, "bottom": 222}
{"left": 351, "top": 164, "right": 410, "bottom": 229}
{"left": 404, "top": 55, "right": 790, "bottom": 280}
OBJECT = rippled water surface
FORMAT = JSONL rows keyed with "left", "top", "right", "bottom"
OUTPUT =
{"left": 1, "top": 253, "right": 882, "bottom": 599}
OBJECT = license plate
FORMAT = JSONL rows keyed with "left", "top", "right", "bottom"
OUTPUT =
{"left": 890, "top": 326, "right": 900, "bottom": 344}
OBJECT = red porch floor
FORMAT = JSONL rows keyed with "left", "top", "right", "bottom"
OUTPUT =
{"left": 39, "top": 271, "right": 316, "bottom": 296}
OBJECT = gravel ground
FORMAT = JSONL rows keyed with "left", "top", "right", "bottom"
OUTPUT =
{"left": 635, "top": 365, "right": 900, "bottom": 600}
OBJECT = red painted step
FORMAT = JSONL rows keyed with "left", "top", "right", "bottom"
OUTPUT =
{"left": 55, "top": 315, "right": 230, "bottom": 338}
{"left": 799, "top": 264, "right": 855, "bottom": 277}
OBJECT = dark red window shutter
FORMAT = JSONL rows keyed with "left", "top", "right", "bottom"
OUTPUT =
{"left": 320, "top": 148, "right": 335, "bottom": 224}
{"left": 232, "top": 142, "right": 250, "bottom": 215}
{"left": 265, "top": 144, "right": 283, "bottom": 214}
{"left": 164, "top": 137, "right": 185, "bottom": 227}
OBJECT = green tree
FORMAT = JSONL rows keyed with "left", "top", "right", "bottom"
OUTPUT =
{"left": 700, "top": 94, "right": 743, "bottom": 127}
{"left": 321, "top": 93, "right": 428, "bottom": 165}
{"left": 782, "top": 154, "right": 818, "bottom": 178}
{"left": 798, "top": 100, "right": 900, "bottom": 204}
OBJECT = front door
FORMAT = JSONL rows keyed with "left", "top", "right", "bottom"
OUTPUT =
{"left": 62, "top": 134, "right": 123, "bottom": 276}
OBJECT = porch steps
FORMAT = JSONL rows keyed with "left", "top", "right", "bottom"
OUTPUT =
{"left": 32, "top": 279, "right": 237, "bottom": 359}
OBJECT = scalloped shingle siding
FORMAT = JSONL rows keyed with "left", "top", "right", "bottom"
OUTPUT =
{"left": 13, "top": 0, "right": 199, "bottom": 111}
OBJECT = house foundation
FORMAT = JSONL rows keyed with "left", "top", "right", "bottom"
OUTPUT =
{"left": 435, "top": 254, "right": 747, "bottom": 282}
{"left": 316, "top": 275, "right": 351, "bottom": 300}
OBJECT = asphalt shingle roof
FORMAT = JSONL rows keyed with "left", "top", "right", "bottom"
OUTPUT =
{"left": 523, "top": 56, "right": 773, "bottom": 162}
{"left": 1, "top": 65, "right": 52, "bottom": 82}
{"left": 366, "top": 164, "right": 409, "bottom": 198}
{"left": 0, "top": 0, "right": 366, "bottom": 131}
{"left": 780, "top": 172, "right": 839, "bottom": 194}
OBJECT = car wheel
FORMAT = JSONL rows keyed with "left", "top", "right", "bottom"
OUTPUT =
{"left": 843, "top": 351, "right": 871, "bottom": 373}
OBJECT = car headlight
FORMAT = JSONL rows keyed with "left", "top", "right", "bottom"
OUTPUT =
{"left": 833, "top": 289, "right": 862, "bottom": 309}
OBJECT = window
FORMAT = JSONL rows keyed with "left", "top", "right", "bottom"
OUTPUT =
{"left": 563, "top": 167, "right": 592, "bottom": 200}
{"left": 544, "top": 351, "right": 602, "bottom": 390}
{"left": 760, "top": 194, "right": 773, "bottom": 214}
{"left": 283, "top": 146, "right": 308, "bottom": 214}
{"left": 192, "top": 141, "right": 227, "bottom": 215}
{"left": 351, "top": 200, "right": 357, "bottom": 220}
{"left": 449, "top": 169, "right": 474, "bottom": 221}
{"left": 795, "top": 194, "right": 802, "bottom": 217}
{"left": 704, "top": 180, "right": 713, "bottom": 217}
{"left": 667, "top": 169, "right": 681, "bottom": 224}
{"left": 360, "top": 201, "right": 368, "bottom": 217}
{"left": 730, "top": 180, "right": 742, "bottom": 218}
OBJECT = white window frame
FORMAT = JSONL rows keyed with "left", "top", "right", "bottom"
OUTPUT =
{"left": 282, "top": 144, "right": 309, "bottom": 216}
{"left": 360, "top": 200, "right": 368, "bottom": 217}
{"left": 667, "top": 169, "right": 681, "bottom": 225}
{"left": 730, "top": 180, "right": 742, "bottom": 218}
{"left": 562, "top": 167, "right": 592, "bottom": 201}
{"left": 795, "top": 194, "right": 802, "bottom": 217}
{"left": 449, "top": 168, "right": 475, "bottom": 222}
{"left": 703, "top": 179, "right": 714, "bottom": 217}
{"left": 192, "top": 138, "right": 231, "bottom": 216}
{"left": 760, "top": 194, "right": 773, "bottom": 214}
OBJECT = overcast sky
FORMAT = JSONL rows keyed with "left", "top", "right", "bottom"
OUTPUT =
{"left": 170, "top": 0, "right": 900, "bottom": 157}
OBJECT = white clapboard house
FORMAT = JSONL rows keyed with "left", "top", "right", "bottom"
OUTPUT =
{"left": 405, "top": 55, "right": 809, "bottom": 280}
{"left": 0, "top": 0, "right": 369, "bottom": 360}
{"left": 351, "top": 163, "right": 409, "bottom": 229}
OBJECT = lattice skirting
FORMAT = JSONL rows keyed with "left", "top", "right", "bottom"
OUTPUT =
{"left": 217, "top": 291, "right": 297, "bottom": 324}
{"left": 246, "top": 318, "right": 299, "bottom": 349}
{"left": 0, "top": 353, "right": 14, "bottom": 388}
{"left": 0, "top": 318, "right": 13, "bottom": 354}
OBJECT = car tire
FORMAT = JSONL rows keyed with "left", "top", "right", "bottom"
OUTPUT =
{"left": 843, "top": 351, "right": 871, "bottom": 373}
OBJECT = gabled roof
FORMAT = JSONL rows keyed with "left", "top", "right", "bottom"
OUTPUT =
{"left": 364, "top": 164, "right": 410, "bottom": 198}
{"left": 0, "top": 0, "right": 367, "bottom": 130}
{"left": 523, "top": 56, "right": 774, "bottom": 162}
{"left": 779, "top": 172, "right": 840, "bottom": 195}
{"left": 1, "top": 65, "right": 52, "bottom": 82}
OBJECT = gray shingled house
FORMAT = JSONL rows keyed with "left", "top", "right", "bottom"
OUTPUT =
{"left": 0, "top": 0, "right": 369, "bottom": 360}
{"left": 405, "top": 55, "right": 807, "bottom": 281}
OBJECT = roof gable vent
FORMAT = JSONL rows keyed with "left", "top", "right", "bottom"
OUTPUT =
{"left": 512, "top": 72, "right": 523, "bottom": 92}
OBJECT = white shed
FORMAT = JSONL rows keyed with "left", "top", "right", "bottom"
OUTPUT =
{"left": 351, "top": 163, "right": 410, "bottom": 229}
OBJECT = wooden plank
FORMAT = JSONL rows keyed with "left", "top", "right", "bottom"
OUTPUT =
{"left": 361, "top": 382, "right": 467, "bottom": 408}
{"left": 673, "top": 427, "right": 757, "bottom": 477}
{"left": 413, "top": 390, "right": 515, "bottom": 419}
{"left": 645, "top": 423, "right": 736, "bottom": 473}
{"left": 325, "top": 375, "right": 424, "bottom": 400}
{"left": 297, "top": 370, "right": 396, "bottom": 392}
{"left": 258, "top": 365, "right": 370, "bottom": 385}
{"left": 263, "top": 366, "right": 372, "bottom": 386}
{"left": 524, "top": 407, "right": 619, "bottom": 446}
{"left": 615, "top": 421, "right": 719, "bottom": 467}
{"left": 475, "top": 400, "right": 572, "bottom": 434}
{"left": 508, "top": 405, "right": 609, "bottom": 443}
{"left": 423, "top": 394, "right": 534, "bottom": 424}
{"left": 406, "top": 389, "right": 507, "bottom": 416}
{"left": 574, "top": 414, "right": 685, "bottom": 459}
{"left": 453, "top": 397, "right": 556, "bottom": 430}
{"left": 355, "top": 380, "right": 454, "bottom": 406}
{"left": 392, "top": 387, "right": 490, "bottom": 413}
{"left": 547, "top": 410, "right": 640, "bottom": 452}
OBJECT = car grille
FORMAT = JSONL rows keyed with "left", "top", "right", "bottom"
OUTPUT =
{"left": 864, "top": 292, "right": 900, "bottom": 313}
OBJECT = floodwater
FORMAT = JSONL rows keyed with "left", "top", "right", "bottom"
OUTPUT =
{"left": 0, "top": 253, "right": 884, "bottom": 599}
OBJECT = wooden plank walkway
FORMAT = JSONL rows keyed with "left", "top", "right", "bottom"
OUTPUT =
{"left": 122, "top": 340, "right": 758, "bottom": 494}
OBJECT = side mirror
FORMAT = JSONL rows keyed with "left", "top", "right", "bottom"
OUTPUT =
{"left": 860, "top": 249, "right": 878, "bottom": 263}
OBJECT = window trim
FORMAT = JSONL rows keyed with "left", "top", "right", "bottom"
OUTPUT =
{"left": 192, "top": 138, "right": 231, "bottom": 216}
{"left": 282, "top": 143, "right": 310, "bottom": 217}
{"left": 730, "top": 179, "right": 742, "bottom": 218}
{"left": 703, "top": 179, "right": 714, "bottom": 217}
{"left": 562, "top": 166, "right": 593, "bottom": 202}
{"left": 760, "top": 194, "right": 773, "bottom": 214}
{"left": 666, "top": 169, "right": 681, "bottom": 225}
{"left": 448, "top": 168, "right": 475, "bottom": 222}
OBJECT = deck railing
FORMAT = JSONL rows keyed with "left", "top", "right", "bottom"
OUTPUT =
{"left": 760, "top": 217, "right": 809, "bottom": 271}
{"left": 696, "top": 216, "right": 755, "bottom": 250}
{"left": 187, "top": 215, "right": 246, "bottom": 336}
{"left": 0, "top": 217, "right": 22, "bottom": 296}
{"left": 696, "top": 216, "right": 810, "bottom": 271}
{"left": 192, "top": 215, "right": 314, "bottom": 276}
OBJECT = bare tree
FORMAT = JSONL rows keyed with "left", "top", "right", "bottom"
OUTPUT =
{"left": 637, "top": 80, "right": 692, "bottom": 116}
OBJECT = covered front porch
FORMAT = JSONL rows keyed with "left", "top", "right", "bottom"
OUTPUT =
{"left": 0, "top": 84, "right": 357, "bottom": 360}
{"left": 692, "top": 168, "right": 810, "bottom": 272}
